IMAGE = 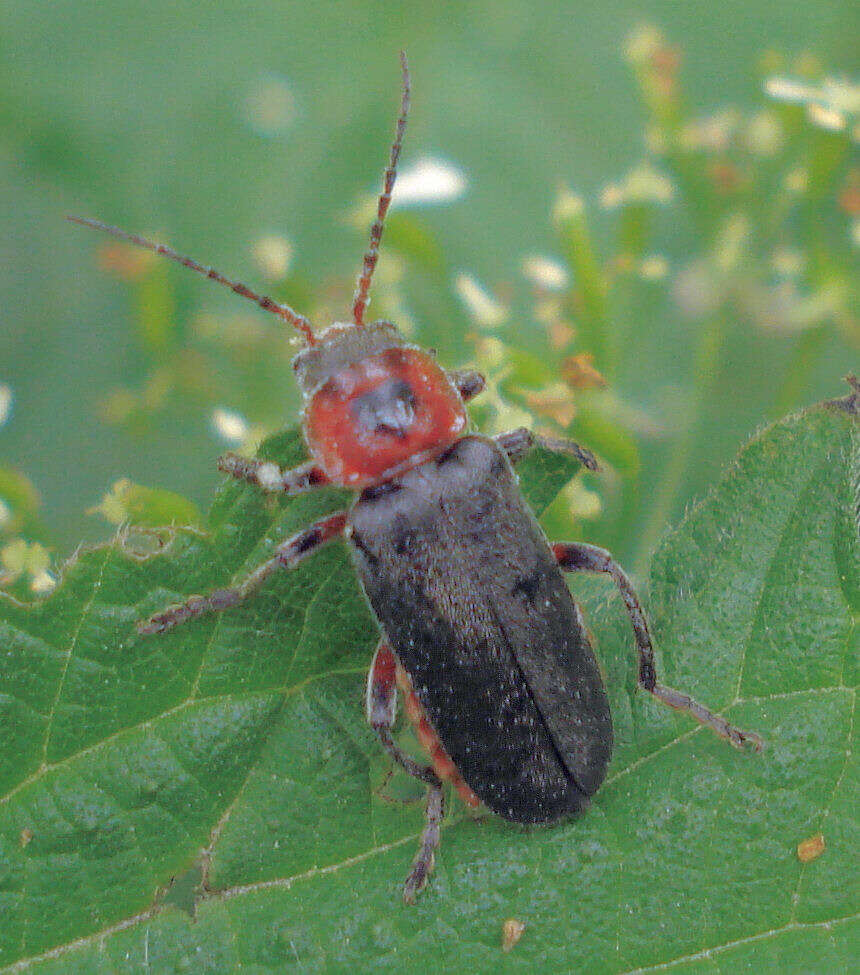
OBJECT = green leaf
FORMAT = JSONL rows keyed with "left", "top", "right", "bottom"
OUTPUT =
{"left": 0, "top": 400, "right": 856, "bottom": 972}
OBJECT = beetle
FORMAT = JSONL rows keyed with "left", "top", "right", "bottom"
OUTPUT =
{"left": 70, "top": 52, "right": 762, "bottom": 903}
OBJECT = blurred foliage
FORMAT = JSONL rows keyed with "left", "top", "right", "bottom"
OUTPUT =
{"left": 0, "top": 461, "right": 53, "bottom": 599}
{"left": 0, "top": 17, "right": 857, "bottom": 594}
{"left": 526, "top": 29, "right": 858, "bottom": 572}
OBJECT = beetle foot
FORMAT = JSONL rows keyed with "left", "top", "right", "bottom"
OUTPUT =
{"left": 402, "top": 852, "right": 435, "bottom": 905}
{"left": 401, "top": 782, "right": 444, "bottom": 905}
{"left": 136, "top": 597, "right": 206, "bottom": 635}
{"left": 725, "top": 724, "right": 764, "bottom": 752}
{"left": 651, "top": 683, "right": 764, "bottom": 752}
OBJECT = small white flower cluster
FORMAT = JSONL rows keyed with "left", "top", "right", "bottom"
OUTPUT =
{"left": 765, "top": 75, "right": 860, "bottom": 138}
{"left": 454, "top": 273, "right": 508, "bottom": 329}
{"left": 600, "top": 163, "right": 675, "bottom": 210}
{"left": 211, "top": 407, "right": 249, "bottom": 445}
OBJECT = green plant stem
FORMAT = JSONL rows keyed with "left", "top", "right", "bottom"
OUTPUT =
{"left": 558, "top": 203, "right": 615, "bottom": 379}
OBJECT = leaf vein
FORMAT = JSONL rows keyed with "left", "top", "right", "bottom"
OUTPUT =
{"left": 40, "top": 548, "right": 111, "bottom": 765}
{"left": 616, "top": 912, "right": 858, "bottom": 974}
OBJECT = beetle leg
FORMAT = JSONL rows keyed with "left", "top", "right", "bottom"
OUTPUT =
{"left": 553, "top": 541, "right": 763, "bottom": 751}
{"left": 366, "top": 641, "right": 440, "bottom": 786}
{"left": 403, "top": 782, "right": 445, "bottom": 904}
{"left": 447, "top": 368, "right": 486, "bottom": 402}
{"left": 496, "top": 427, "right": 599, "bottom": 471}
{"left": 137, "top": 512, "right": 347, "bottom": 635}
{"left": 217, "top": 454, "right": 329, "bottom": 494}
{"left": 366, "top": 641, "right": 445, "bottom": 904}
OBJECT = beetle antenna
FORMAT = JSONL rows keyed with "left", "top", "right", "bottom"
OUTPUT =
{"left": 66, "top": 215, "right": 316, "bottom": 346}
{"left": 351, "top": 51, "right": 411, "bottom": 326}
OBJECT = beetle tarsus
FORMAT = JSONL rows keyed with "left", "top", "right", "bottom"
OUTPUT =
{"left": 402, "top": 782, "right": 444, "bottom": 904}
{"left": 554, "top": 540, "right": 764, "bottom": 751}
{"left": 497, "top": 427, "right": 599, "bottom": 472}
{"left": 652, "top": 684, "right": 764, "bottom": 751}
{"left": 137, "top": 591, "right": 239, "bottom": 634}
{"left": 217, "top": 454, "right": 329, "bottom": 494}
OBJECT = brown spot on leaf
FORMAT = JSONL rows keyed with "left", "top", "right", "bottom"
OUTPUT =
{"left": 502, "top": 918, "right": 526, "bottom": 952}
{"left": 797, "top": 833, "right": 825, "bottom": 863}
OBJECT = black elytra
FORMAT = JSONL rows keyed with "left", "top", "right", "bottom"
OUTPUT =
{"left": 350, "top": 434, "right": 612, "bottom": 823}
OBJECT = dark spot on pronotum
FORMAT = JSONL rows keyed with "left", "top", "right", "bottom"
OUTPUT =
{"left": 351, "top": 378, "right": 417, "bottom": 438}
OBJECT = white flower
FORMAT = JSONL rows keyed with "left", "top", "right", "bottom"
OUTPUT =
{"left": 454, "top": 273, "right": 508, "bottom": 328}
{"left": 392, "top": 157, "right": 467, "bottom": 206}
{"left": 31, "top": 570, "right": 56, "bottom": 595}
{"left": 244, "top": 73, "right": 298, "bottom": 137}
{"left": 640, "top": 255, "right": 669, "bottom": 280}
{"left": 211, "top": 407, "right": 249, "bottom": 444}
{"left": 764, "top": 76, "right": 816, "bottom": 105}
{"left": 553, "top": 187, "right": 586, "bottom": 223}
{"left": 765, "top": 74, "right": 859, "bottom": 134}
{"left": 600, "top": 163, "right": 675, "bottom": 209}
{"left": 521, "top": 255, "right": 569, "bottom": 291}
{"left": 252, "top": 235, "right": 293, "bottom": 280}
{"left": 624, "top": 25, "right": 664, "bottom": 66}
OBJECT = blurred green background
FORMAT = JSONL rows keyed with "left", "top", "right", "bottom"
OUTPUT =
{"left": 0, "top": 0, "right": 857, "bottom": 587}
